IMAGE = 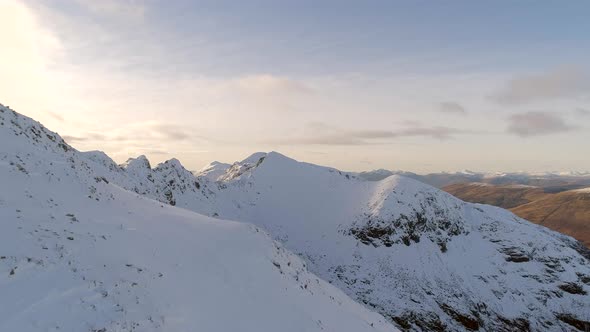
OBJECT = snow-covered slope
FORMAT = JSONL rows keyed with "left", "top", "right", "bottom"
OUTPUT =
{"left": 203, "top": 152, "right": 590, "bottom": 331}
{"left": 196, "top": 161, "right": 232, "bottom": 181}
{"left": 0, "top": 105, "right": 396, "bottom": 331}
{"left": 62, "top": 144, "right": 590, "bottom": 331}
{"left": 4, "top": 103, "right": 589, "bottom": 331}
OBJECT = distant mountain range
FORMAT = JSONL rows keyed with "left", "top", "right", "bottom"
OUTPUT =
{"left": 2, "top": 103, "right": 590, "bottom": 331}
{"left": 356, "top": 169, "right": 590, "bottom": 189}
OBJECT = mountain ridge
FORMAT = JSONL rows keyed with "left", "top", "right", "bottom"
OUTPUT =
{"left": 0, "top": 103, "right": 396, "bottom": 332}
{"left": 356, "top": 168, "right": 590, "bottom": 188}
{"left": 2, "top": 105, "right": 590, "bottom": 331}
{"left": 194, "top": 147, "right": 590, "bottom": 331}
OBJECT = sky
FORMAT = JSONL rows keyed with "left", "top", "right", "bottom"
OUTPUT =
{"left": 1, "top": 0, "right": 589, "bottom": 173}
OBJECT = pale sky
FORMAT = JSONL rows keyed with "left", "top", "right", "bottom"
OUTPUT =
{"left": 2, "top": 0, "right": 589, "bottom": 173}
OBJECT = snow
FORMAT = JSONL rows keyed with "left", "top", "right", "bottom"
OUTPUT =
{"left": 2, "top": 104, "right": 590, "bottom": 331}
{"left": 195, "top": 161, "right": 232, "bottom": 181}
{"left": 0, "top": 104, "right": 397, "bottom": 332}
{"left": 504, "top": 184, "right": 538, "bottom": 188}
{"left": 356, "top": 169, "right": 395, "bottom": 181}
{"left": 468, "top": 182, "right": 492, "bottom": 187}
{"left": 196, "top": 151, "right": 590, "bottom": 331}
{"left": 462, "top": 182, "right": 537, "bottom": 188}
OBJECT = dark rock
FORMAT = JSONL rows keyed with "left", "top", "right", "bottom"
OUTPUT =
{"left": 558, "top": 282, "right": 587, "bottom": 295}
{"left": 555, "top": 313, "right": 590, "bottom": 331}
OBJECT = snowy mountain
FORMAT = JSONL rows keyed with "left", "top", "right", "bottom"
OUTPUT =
{"left": 78, "top": 151, "right": 219, "bottom": 215}
{"left": 356, "top": 168, "right": 590, "bottom": 189}
{"left": 196, "top": 160, "right": 232, "bottom": 181}
{"left": 195, "top": 152, "right": 590, "bottom": 331}
{"left": 0, "top": 105, "right": 396, "bottom": 331}
{"left": 3, "top": 104, "right": 589, "bottom": 331}
{"left": 356, "top": 169, "right": 397, "bottom": 181}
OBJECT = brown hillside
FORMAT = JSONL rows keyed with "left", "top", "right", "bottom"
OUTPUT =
{"left": 444, "top": 183, "right": 590, "bottom": 247}
{"left": 511, "top": 189, "right": 590, "bottom": 247}
{"left": 443, "top": 183, "right": 550, "bottom": 209}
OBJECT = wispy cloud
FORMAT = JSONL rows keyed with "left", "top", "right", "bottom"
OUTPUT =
{"left": 135, "top": 149, "right": 169, "bottom": 156}
{"left": 507, "top": 111, "right": 574, "bottom": 137}
{"left": 398, "top": 126, "right": 464, "bottom": 140}
{"left": 490, "top": 66, "right": 590, "bottom": 105}
{"left": 575, "top": 108, "right": 590, "bottom": 116}
{"left": 73, "top": 0, "right": 146, "bottom": 21}
{"left": 62, "top": 133, "right": 106, "bottom": 142}
{"left": 270, "top": 122, "right": 466, "bottom": 145}
{"left": 62, "top": 122, "right": 207, "bottom": 145}
{"left": 150, "top": 124, "right": 192, "bottom": 141}
{"left": 438, "top": 101, "right": 467, "bottom": 114}
{"left": 46, "top": 111, "right": 65, "bottom": 122}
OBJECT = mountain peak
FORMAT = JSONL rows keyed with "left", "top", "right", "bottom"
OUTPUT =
{"left": 161, "top": 158, "right": 184, "bottom": 169}
{"left": 218, "top": 151, "right": 359, "bottom": 183}
{"left": 196, "top": 161, "right": 232, "bottom": 181}
{"left": 265, "top": 151, "right": 298, "bottom": 162}
{"left": 240, "top": 151, "right": 268, "bottom": 164}
{"left": 121, "top": 155, "right": 151, "bottom": 170}
{"left": 0, "top": 104, "right": 73, "bottom": 155}
{"left": 80, "top": 150, "right": 120, "bottom": 171}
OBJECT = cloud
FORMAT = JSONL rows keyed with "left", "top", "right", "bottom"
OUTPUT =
{"left": 270, "top": 123, "right": 465, "bottom": 145}
{"left": 73, "top": 0, "right": 146, "bottom": 21}
{"left": 351, "top": 129, "right": 398, "bottom": 139}
{"left": 490, "top": 67, "right": 590, "bottom": 105}
{"left": 507, "top": 111, "right": 574, "bottom": 137}
{"left": 135, "top": 149, "right": 169, "bottom": 156}
{"left": 111, "top": 122, "right": 197, "bottom": 143}
{"left": 398, "top": 126, "right": 464, "bottom": 140}
{"left": 0, "top": 0, "right": 64, "bottom": 114}
{"left": 62, "top": 122, "right": 203, "bottom": 146}
{"left": 62, "top": 135, "right": 85, "bottom": 143}
{"left": 280, "top": 135, "right": 367, "bottom": 146}
{"left": 352, "top": 127, "right": 463, "bottom": 140}
{"left": 575, "top": 108, "right": 590, "bottom": 116}
{"left": 62, "top": 133, "right": 106, "bottom": 142}
{"left": 438, "top": 102, "right": 467, "bottom": 114}
{"left": 150, "top": 124, "right": 192, "bottom": 141}
{"left": 46, "top": 111, "right": 65, "bottom": 122}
